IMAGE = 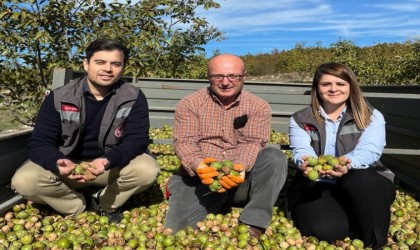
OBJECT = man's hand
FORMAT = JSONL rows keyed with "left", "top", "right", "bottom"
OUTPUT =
{"left": 196, "top": 161, "right": 218, "bottom": 184}
{"left": 57, "top": 159, "right": 85, "bottom": 182}
{"left": 196, "top": 158, "right": 246, "bottom": 192}
{"left": 222, "top": 171, "right": 245, "bottom": 190}
{"left": 86, "top": 157, "right": 108, "bottom": 177}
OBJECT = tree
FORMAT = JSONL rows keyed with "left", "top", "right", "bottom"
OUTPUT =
{"left": 399, "top": 40, "right": 420, "bottom": 85}
{"left": 331, "top": 39, "right": 417, "bottom": 85}
{"left": 0, "top": 0, "right": 223, "bottom": 126}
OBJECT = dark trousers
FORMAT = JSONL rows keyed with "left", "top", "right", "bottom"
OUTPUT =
{"left": 164, "top": 147, "right": 288, "bottom": 233}
{"left": 289, "top": 167, "right": 395, "bottom": 249}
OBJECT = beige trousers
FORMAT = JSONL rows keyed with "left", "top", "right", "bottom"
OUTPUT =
{"left": 11, "top": 153, "right": 160, "bottom": 216}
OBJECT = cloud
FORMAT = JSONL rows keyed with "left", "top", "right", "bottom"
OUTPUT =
{"left": 201, "top": 1, "right": 332, "bottom": 31}
{"left": 200, "top": 0, "right": 420, "bottom": 40}
{"left": 102, "top": 0, "right": 420, "bottom": 54}
{"left": 368, "top": 1, "right": 420, "bottom": 12}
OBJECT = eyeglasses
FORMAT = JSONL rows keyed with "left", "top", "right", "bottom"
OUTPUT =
{"left": 208, "top": 74, "right": 244, "bottom": 82}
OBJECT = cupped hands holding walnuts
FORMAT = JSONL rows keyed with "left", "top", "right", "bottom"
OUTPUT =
{"left": 301, "top": 155, "right": 352, "bottom": 181}
{"left": 196, "top": 157, "right": 245, "bottom": 193}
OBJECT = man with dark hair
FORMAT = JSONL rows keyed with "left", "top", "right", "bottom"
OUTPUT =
{"left": 12, "top": 38, "right": 159, "bottom": 222}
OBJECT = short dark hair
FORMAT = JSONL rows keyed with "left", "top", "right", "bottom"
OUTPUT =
{"left": 85, "top": 38, "right": 130, "bottom": 65}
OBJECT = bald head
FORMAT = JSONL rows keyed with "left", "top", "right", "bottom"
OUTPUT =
{"left": 207, "top": 54, "right": 245, "bottom": 75}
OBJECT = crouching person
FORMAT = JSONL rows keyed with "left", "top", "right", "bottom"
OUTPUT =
{"left": 164, "top": 54, "right": 288, "bottom": 237}
{"left": 12, "top": 38, "right": 160, "bottom": 223}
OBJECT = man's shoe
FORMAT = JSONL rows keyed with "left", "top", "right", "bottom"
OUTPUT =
{"left": 90, "top": 191, "right": 122, "bottom": 224}
{"left": 90, "top": 195, "right": 102, "bottom": 212}
{"left": 247, "top": 225, "right": 264, "bottom": 238}
{"left": 100, "top": 210, "right": 123, "bottom": 224}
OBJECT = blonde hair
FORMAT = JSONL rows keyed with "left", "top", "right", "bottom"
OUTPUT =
{"left": 310, "top": 62, "right": 373, "bottom": 129}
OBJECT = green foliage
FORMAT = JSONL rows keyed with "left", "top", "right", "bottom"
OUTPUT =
{"left": 274, "top": 42, "right": 333, "bottom": 81}
{"left": 398, "top": 41, "right": 420, "bottom": 85}
{"left": 0, "top": 107, "right": 22, "bottom": 131}
{"left": 330, "top": 40, "right": 417, "bottom": 85}
{"left": 0, "top": 0, "right": 223, "bottom": 126}
{"left": 0, "top": 66, "right": 46, "bottom": 126}
{"left": 244, "top": 39, "right": 419, "bottom": 85}
{"left": 242, "top": 51, "right": 281, "bottom": 76}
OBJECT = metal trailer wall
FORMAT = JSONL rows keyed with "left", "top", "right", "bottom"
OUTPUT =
{"left": 1, "top": 68, "right": 419, "bottom": 212}
{"left": 51, "top": 69, "right": 420, "bottom": 195}
{"left": 366, "top": 93, "right": 420, "bottom": 194}
{"left": 0, "top": 129, "right": 32, "bottom": 212}
{"left": 52, "top": 68, "right": 314, "bottom": 132}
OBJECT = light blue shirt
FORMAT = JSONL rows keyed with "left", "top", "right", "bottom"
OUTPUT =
{"left": 289, "top": 107, "right": 386, "bottom": 170}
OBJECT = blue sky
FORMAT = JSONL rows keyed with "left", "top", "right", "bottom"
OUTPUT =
{"left": 198, "top": 0, "right": 420, "bottom": 56}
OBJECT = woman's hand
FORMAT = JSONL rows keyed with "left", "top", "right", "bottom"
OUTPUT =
{"left": 299, "top": 155, "right": 312, "bottom": 177}
{"left": 322, "top": 156, "right": 352, "bottom": 177}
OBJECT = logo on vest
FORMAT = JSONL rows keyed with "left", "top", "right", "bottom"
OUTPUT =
{"left": 114, "top": 125, "right": 124, "bottom": 138}
{"left": 61, "top": 104, "right": 79, "bottom": 112}
{"left": 303, "top": 124, "right": 316, "bottom": 131}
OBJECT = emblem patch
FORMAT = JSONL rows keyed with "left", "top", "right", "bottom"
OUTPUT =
{"left": 115, "top": 124, "right": 124, "bottom": 138}
{"left": 303, "top": 124, "right": 316, "bottom": 131}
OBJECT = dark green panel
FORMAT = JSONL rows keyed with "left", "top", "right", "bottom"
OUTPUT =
{"left": 367, "top": 95, "right": 420, "bottom": 120}
{"left": 381, "top": 154, "right": 420, "bottom": 194}
{"left": 386, "top": 126, "right": 420, "bottom": 149}
{"left": 0, "top": 130, "right": 31, "bottom": 185}
{"left": 143, "top": 89, "right": 311, "bottom": 104}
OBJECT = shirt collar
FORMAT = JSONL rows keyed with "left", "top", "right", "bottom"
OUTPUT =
{"left": 319, "top": 105, "right": 347, "bottom": 122}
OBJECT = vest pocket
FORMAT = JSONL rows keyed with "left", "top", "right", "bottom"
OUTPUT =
{"left": 61, "top": 123, "right": 80, "bottom": 147}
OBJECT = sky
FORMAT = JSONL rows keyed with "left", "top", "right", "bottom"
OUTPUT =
{"left": 198, "top": 0, "right": 420, "bottom": 56}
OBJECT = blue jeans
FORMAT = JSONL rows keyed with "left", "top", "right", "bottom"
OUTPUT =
{"left": 164, "top": 147, "right": 288, "bottom": 233}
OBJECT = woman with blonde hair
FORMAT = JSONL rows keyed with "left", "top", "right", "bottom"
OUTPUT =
{"left": 286, "top": 62, "right": 395, "bottom": 249}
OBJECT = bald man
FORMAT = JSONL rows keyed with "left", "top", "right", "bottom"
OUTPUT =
{"left": 164, "top": 54, "right": 288, "bottom": 237}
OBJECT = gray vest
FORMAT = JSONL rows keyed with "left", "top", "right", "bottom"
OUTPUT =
{"left": 292, "top": 107, "right": 394, "bottom": 181}
{"left": 53, "top": 77, "right": 139, "bottom": 155}
{"left": 292, "top": 107, "right": 362, "bottom": 156}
